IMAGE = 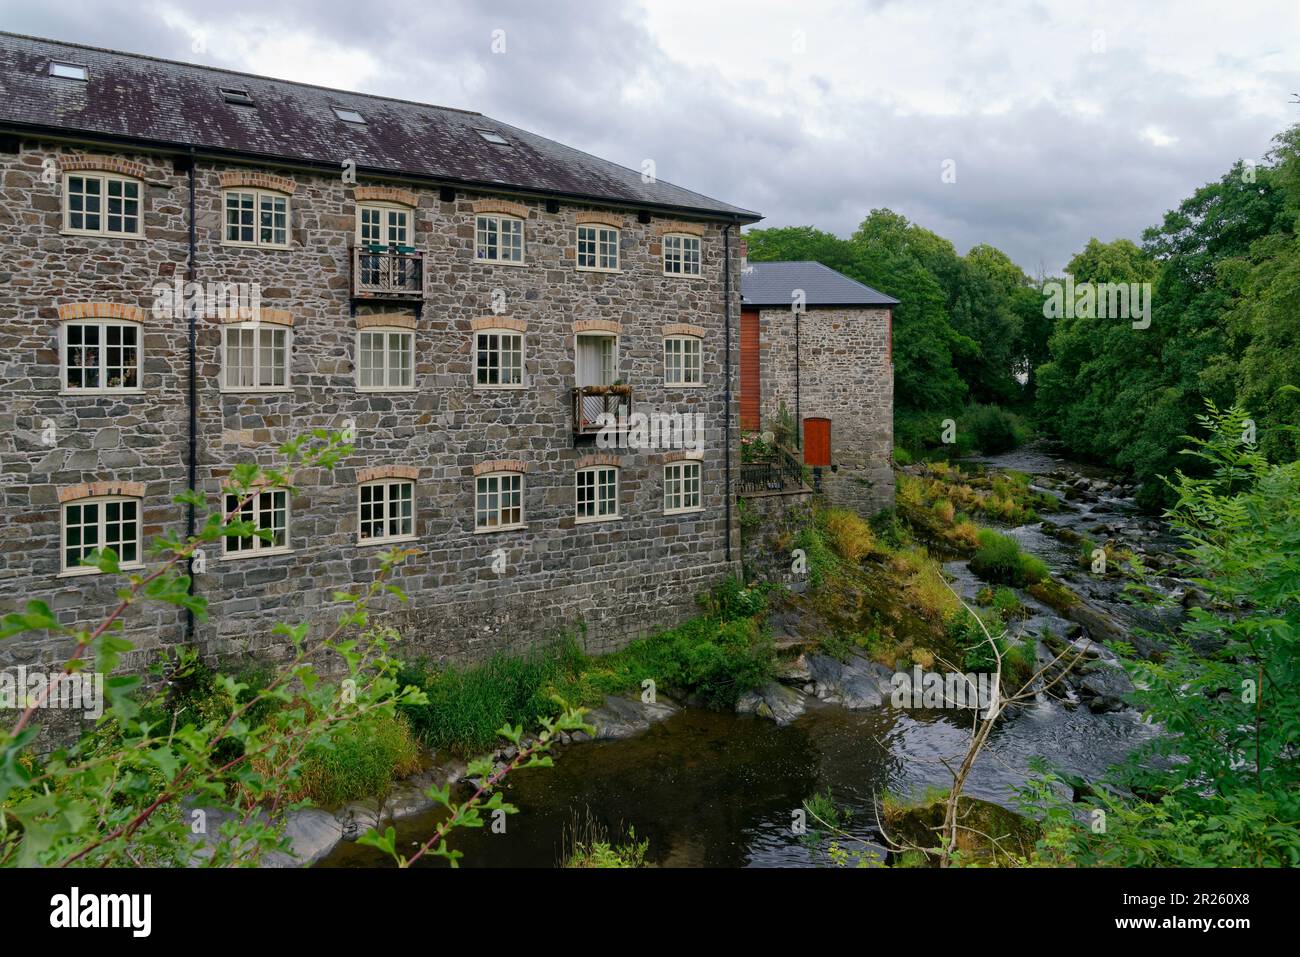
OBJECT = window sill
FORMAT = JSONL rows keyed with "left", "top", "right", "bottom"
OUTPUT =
{"left": 219, "top": 387, "right": 294, "bottom": 395}
{"left": 473, "top": 257, "right": 528, "bottom": 267}
{"left": 220, "top": 547, "right": 292, "bottom": 562}
{"left": 664, "top": 506, "right": 704, "bottom": 516}
{"left": 356, "top": 386, "right": 417, "bottom": 394}
{"left": 664, "top": 382, "right": 705, "bottom": 389}
{"left": 577, "top": 266, "right": 622, "bottom": 275}
{"left": 662, "top": 271, "right": 705, "bottom": 280}
{"left": 58, "top": 562, "right": 145, "bottom": 579}
{"left": 356, "top": 534, "right": 418, "bottom": 548}
{"left": 221, "top": 241, "right": 292, "bottom": 251}
{"left": 474, "top": 384, "right": 528, "bottom": 392}
{"left": 59, "top": 230, "right": 145, "bottom": 241}
{"left": 574, "top": 514, "right": 622, "bottom": 525}
{"left": 473, "top": 523, "right": 528, "bottom": 534}
{"left": 60, "top": 388, "right": 145, "bottom": 397}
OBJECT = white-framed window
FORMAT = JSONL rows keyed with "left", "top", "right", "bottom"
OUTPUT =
{"left": 61, "top": 319, "right": 143, "bottom": 392}
{"left": 357, "top": 327, "right": 414, "bottom": 391}
{"left": 663, "top": 233, "right": 702, "bottom": 276}
{"left": 222, "top": 324, "right": 291, "bottom": 391}
{"left": 475, "top": 472, "right": 524, "bottom": 530}
{"left": 475, "top": 330, "right": 524, "bottom": 388}
{"left": 63, "top": 172, "right": 142, "bottom": 237}
{"left": 224, "top": 488, "right": 289, "bottom": 556}
{"left": 577, "top": 224, "right": 619, "bottom": 271}
{"left": 61, "top": 496, "right": 142, "bottom": 574}
{"left": 576, "top": 466, "right": 619, "bottom": 522}
{"left": 475, "top": 214, "right": 524, "bottom": 263}
{"left": 664, "top": 461, "right": 702, "bottom": 514}
{"left": 223, "top": 189, "right": 289, "bottom": 247}
{"left": 358, "top": 203, "right": 412, "bottom": 247}
{"left": 664, "top": 335, "right": 703, "bottom": 386}
{"left": 358, "top": 480, "right": 415, "bottom": 544}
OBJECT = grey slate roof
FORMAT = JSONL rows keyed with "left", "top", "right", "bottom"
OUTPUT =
{"left": 741, "top": 260, "right": 899, "bottom": 307}
{"left": 0, "top": 33, "right": 760, "bottom": 222}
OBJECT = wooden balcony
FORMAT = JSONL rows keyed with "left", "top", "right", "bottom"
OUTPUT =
{"left": 350, "top": 245, "right": 424, "bottom": 300}
{"left": 572, "top": 385, "right": 632, "bottom": 436}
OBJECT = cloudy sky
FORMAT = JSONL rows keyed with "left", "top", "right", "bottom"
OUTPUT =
{"left": 4, "top": 0, "right": 1298, "bottom": 273}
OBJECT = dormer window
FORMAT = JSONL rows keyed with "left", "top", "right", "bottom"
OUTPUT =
{"left": 334, "top": 108, "right": 365, "bottom": 124}
{"left": 49, "top": 62, "right": 88, "bottom": 81}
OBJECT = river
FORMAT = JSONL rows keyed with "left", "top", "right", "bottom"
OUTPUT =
{"left": 319, "top": 443, "right": 1174, "bottom": 868}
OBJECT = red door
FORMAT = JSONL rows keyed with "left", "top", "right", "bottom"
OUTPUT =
{"left": 804, "top": 417, "right": 831, "bottom": 467}
{"left": 740, "top": 310, "right": 760, "bottom": 431}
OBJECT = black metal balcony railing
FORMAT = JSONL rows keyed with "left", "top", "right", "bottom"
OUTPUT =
{"left": 572, "top": 385, "right": 632, "bottom": 435}
{"left": 351, "top": 245, "right": 424, "bottom": 299}
{"left": 738, "top": 453, "right": 807, "bottom": 494}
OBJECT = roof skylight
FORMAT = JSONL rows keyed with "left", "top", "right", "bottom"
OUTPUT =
{"left": 49, "top": 62, "right": 88, "bottom": 81}
{"left": 333, "top": 108, "right": 365, "bottom": 124}
{"left": 220, "top": 87, "right": 255, "bottom": 106}
{"left": 475, "top": 129, "right": 509, "bottom": 146}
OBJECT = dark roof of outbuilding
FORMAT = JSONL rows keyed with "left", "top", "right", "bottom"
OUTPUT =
{"left": 741, "top": 260, "right": 899, "bottom": 307}
{"left": 0, "top": 33, "right": 761, "bottom": 222}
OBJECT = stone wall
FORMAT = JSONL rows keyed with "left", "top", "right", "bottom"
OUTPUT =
{"left": 757, "top": 305, "right": 894, "bottom": 515}
{"left": 0, "top": 139, "right": 743, "bottom": 676}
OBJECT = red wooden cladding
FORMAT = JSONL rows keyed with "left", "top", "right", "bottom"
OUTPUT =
{"left": 804, "top": 417, "right": 831, "bottom": 467}
{"left": 740, "top": 310, "right": 760, "bottom": 431}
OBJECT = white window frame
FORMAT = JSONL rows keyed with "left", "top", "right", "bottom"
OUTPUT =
{"left": 576, "top": 224, "right": 620, "bottom": 272}
{"left": 222, "top": 488, "right": 290, "bottom": 559}
{"left": 475, "top": 214, "right": 525, "bottom": 264}
{"left": 575, "top": 466, "right": 620, "bottom": 523}
{"left": 222, "top": 188, "right": 290, "bottom": 248}
{"left": 474, "top": 330, "right": 525, "bottom": 389}
{"left": 62, "top": 171, "right": 143, "bottom": 238}
{"left": 474, "top": 472, "right": 525, "bottom": 532}
{"left": 60, "top": 318, "right": 144, "bottom": 394}
{"left": 60, "top": 495, "right": 143, "bottom": 576}
{"left": 221, "top": 323, "right": 292, "bottom": 393}
{"left": 664, "top": 335, "right": 703, "bottom": 387}
{"left": 357, "top": 479, "right": 416, "bottom": 545}
{"left": 663, "top": 233, "right": 702, "bottom": 277}
{"left": 664, "top": 461, "right": 703, "bottom": 514}
{"left": 357, "top": 203, "right": 413, "bottom": 248}
{"left": 356, "top": 327, "right": 415, "bottom": 392}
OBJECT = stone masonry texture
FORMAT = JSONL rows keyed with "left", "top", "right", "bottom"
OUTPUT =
{"left": 757, "top": 306, "right": 894, "bottom": 514}
{"left": 0, "top": 140, "right": 744, "bottom": 681}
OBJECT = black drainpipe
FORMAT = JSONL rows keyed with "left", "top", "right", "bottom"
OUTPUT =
{"left": 185, "top": 146, "right": 198, "bottom": 641}
{"left": 723, "top": 222, "right": 734, "bottom": 565}
{"left": 795, "top": 304, "right": 802, "bottom": 450}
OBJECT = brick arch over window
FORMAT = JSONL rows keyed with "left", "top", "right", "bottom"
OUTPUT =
{"left": 218, "top": 308, "right": 294, "bottom": 326}
{"left": 59, "top": 155, "right": 150, "bottom": 181}
{"left": 57, "top": 303, "right": 148, "bottom": 323}
{"left": 218, "top": 170, "right": 298, "bottom": 195}
{"left": 572, "top": 318, "right": 621, "bottom": 336}
{"left": 662, "top": 323, "right": 706, "bottom": 339}
{"left": 58, "top": 481, "right": 146, "bottom": 503}
{"left": 653, "top": 221, "right": 706, "bottom": 237}
{"left": 472, "top": 459, "right": 528, "bottom": 476}
{"left": 354, "top": 186, "right": 419, "bottom": 207}
{"left": 576, "top": 453, "right": 620, "bottom": 470}
{"left": 357, "top": 465, "right": 420, "bottom": 483}
{"left": 470, "top": 316, "right": 527, "bottom": 333}
{"left": 575, "top": 212, "right": 625, "bottom": 229}
{"left": 471, "top": 198, "right": 530, "bottom": 219}
{"left": 357, "top": 313, "right": 417, "bottom": 330}
{"left": 661, "top": 449, "right": 704, "bottom": 464}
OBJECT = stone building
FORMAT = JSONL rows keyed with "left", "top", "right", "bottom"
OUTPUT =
{"left": 0, "top": 33, "right": 763, "bottom": 675}
{"left": 739, "top": 258, "right": 897, "bottom": 513}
